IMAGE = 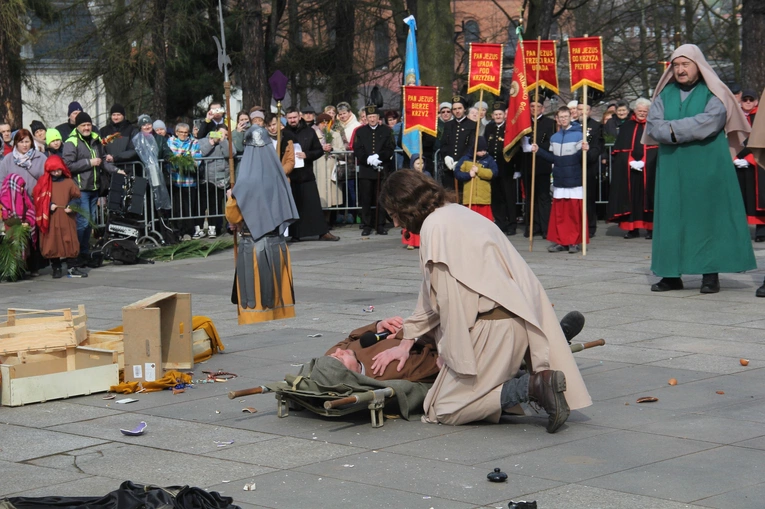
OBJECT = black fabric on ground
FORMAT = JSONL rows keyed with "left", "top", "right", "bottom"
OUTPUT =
{"left": 3, "top": 480, "right": 240, "bottom": 509}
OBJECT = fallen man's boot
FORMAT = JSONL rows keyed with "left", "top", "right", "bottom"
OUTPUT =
{"left": 528, "top": 370, "right": 569, "bottom": 433}
{"left": 559, "top": 311, "right": 585, "bottom": 344}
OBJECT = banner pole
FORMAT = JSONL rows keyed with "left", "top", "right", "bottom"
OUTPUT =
{"left": 581, "top": 83, "right": 588, "bottom": 256}
{"left": 529, "top": 36, "right": 542, "bottom": 252}
{"left": 467, "top": 89, "right": 484, "bottom": 209}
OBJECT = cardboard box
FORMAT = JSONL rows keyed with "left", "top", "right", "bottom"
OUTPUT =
{"left": 122, "top": 292, "right": 192, "bottom": 382}
{"left": 1, "top": 346, "right": 119, "bottom": 406}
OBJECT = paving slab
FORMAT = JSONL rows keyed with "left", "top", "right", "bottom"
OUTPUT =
{"left": 475, "top": 429, "right": 716, "bottom": 484}
{"left": 499, "top": 483, "right": 698, "bottom": 509}
{"left": 48, "top": 413, "right": 277, "bottom": 454}
{"left": 0, "top": 460, "right": 87, "bottom": 497}
{"left": 0, "top": 424, "right": 109, "bottom": 462}
{"left": 585, "top": 445, "right": 764, "bottom": 503}
{"left": 28, "top": 442, "right": 275, "bottom": 488}
{"left": 207, "top": 470, "right": 475, "bottom": 509}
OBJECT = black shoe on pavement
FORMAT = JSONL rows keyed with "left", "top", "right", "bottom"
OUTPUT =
{"left": 505, "top": 229, "right": 517, "bottom": 236}
{"left": 52, "top": 267, "right": 63, "bottom": 279}
{"left": 560, "top": 311, "right": 585, "bottom": 344}
{"left": 528, "top": 370, "right": 569, "bottom": 433}
{"left": 757, "top": 280, "right": 765, "bottom": 298}
{"left": 623, "top": 229, "right": 640, "bottom": 239}
{"left": 651, "top": 277, "right": 683, "bottom": 292}
{"left": 645, "top": 232, "right": 653, "bottom": 239}
{"left": 756, "top": 236, "right": 765, "bottom": 243}
{"left": 376, "top": 228, "right": 388, "bottom": 235}
{"left": 361, "top": 228, "right": 372, "bottom": 236}
{"left": 700, "top": 273, "right": 720, "bottom": 294}
{"left": 68, "top": 267, "right": 88, "bottom": 278}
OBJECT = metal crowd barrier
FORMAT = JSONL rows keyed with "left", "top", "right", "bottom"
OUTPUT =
{"left": 99, "top": 145, "right": 614, "bottom": 241}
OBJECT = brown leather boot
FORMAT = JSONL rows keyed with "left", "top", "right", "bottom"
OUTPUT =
{"left": 528, "top": 370, "right": 569, "bottom": 433}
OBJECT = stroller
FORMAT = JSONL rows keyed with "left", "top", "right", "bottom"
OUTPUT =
{"left": 91, "top": 172, "right": 165, "bottom": 265}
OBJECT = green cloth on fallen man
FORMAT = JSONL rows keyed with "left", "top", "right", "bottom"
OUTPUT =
{"left": 265, "top": 356, "right": 431, "bottom": 420}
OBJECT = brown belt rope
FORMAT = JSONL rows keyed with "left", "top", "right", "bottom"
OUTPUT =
{"left": 476, "top": 306, "right": 516, "bottom": 321}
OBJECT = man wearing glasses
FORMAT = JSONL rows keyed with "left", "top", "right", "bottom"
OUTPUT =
{"left": 733, "top": 89, "right": 765, "bottom": 244}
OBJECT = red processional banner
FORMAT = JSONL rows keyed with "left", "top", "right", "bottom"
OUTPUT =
{"left": 402, "top": 85, "right": 439, "bottom": 137}
{"left": 567, "top": 36, "right": 605, "bottom": 92}
{"left": 467, "top": 43, "right": 504, "bottom": 95}
{"left": 524, "top": 40, "right": 559, "bottom": 95}
{"left": 503, "top": 41, "right": 533, "bottom": 157}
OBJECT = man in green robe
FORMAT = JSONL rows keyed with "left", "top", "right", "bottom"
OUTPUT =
{"left": 644, "top": 44, "right": 755, "bottom": 294}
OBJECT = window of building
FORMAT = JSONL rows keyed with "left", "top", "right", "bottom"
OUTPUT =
{"left": 464, "top": 20, "right": 480, "bottom": 45}
{"left": 374, "top": 22, "right": 390, "bottom": 69}
{"left": 505, "top": 23, "right": 518, "bottom": 57}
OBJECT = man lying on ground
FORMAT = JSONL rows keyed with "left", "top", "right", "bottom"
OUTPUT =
{"left": 325, "top": 312, "right": 586, "bottom": 384}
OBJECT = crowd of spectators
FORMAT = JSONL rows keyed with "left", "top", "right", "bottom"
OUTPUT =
{"left": 5, "top": 85, "right": 755, "bottom": 280}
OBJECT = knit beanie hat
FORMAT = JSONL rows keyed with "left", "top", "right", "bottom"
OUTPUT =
{"left": 110, "top": 103, "right": 126, "bottom": 116}
{"left": 68, "top": 101, "right": 83, "bottom": 115}
{"left": 30, "top": 120, "right": 46, "bottom": 134}
{"left": 137, "top": 114, "right": 152, "bottom": 127}
{"left": 153, "top": 119, "right": 166, "bottom": 131}
{"left": 74, "top": 112, "right": 92, "bottom": 127}
{"left": 45, "top": 128, "right": 63, "bottom": 145}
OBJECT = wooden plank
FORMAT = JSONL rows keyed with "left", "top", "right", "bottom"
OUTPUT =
{"left": 0, "top": 334, "right": 76, "bottom": 355}
{"left": 1, "top": 363, "right": 119, "bottom": 406}
{"left": 159, "top": 293, "right": 193, "bottom": 370}
{"left": 122, "top": 292, "right": 176, "bottom": 310}
{"left": 66, "top": 348, "right": 76, "bottom": 371}
{"left": 0, "top": 321, "right": 81, "bottom": 336}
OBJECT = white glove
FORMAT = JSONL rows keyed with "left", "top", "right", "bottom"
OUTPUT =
{"left": 521, "top": 136, "right": 533, "bottom": 153}
{"left": 444, "top": 156, "right": 455, "bottom": 170}
{"left": 734, "top": 158, "right": 750, "bottom": 168}
{"left": 629, "top": 160, "right": 645, "bottom": 171}
{"left": 367, "top": 154, "right": 381, "bottom": 167}
{"left": 513, "top": 172, "right": 522, "bottom": 180}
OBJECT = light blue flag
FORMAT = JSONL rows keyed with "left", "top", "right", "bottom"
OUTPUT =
{"left": 401, "top": 15, "right": 420, "bottom": 158}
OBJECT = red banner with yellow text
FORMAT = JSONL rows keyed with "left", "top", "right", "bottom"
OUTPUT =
{"left": 403, "top": 85, "right": 439, "bottom": 137}
{"left": 467, "top": 43, "right": 504, "bottom": 95}
{"left": 567, "top": 36, "right": 605, "bottom": 92}
{"left": 503, "top": 42, "right": 533, "bottom": 158}
{"left": 524, "top": 40, "right": 559, "bottom": 95}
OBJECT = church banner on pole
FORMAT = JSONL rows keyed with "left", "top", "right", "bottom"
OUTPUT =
{"left": 502, "top": 41, "right": 533, "bottom": 158}
{"left": 402, "top": 85, "right": 439, "bottom": 137}
{"left": 567, "top": 36, "right": 605, "bottom": 92}
{"left": 467, "top": 43, "right": 504, "bottom": 95}
{"left": 524, "top": 40, "right": 559, "bottom": 95}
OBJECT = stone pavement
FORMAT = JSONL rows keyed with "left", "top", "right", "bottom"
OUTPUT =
{"left": 2, "top": 221, "right": 765, "bottom": 508}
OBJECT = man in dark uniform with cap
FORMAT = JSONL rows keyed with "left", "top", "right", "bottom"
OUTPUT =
{"left": 520, "top": 97, "right": 556, "bottom": 238}
{"left": 577, "top": 103, "right": 605, "bottom": 237}
{"left": 485, "top": 101, "right": 517, "bottom": 235}
{"left": 353, "top": 105, "right": 396, "bottom": 236}
{"left": 439, "top": 95, "right": 476, "bottom": 190}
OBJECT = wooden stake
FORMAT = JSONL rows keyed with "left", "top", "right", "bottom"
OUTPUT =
{"left": 276, "top": 100, "right": 282, "bottom": 156}
{"left": 224, "top": 81, "right": 237, "bottom": 254}
{"left": 529, "top": 37, "right": 542, "bottom": 252}
{"left": 581, "top": 84, "right": 588, "bottom": 256}
{"left": 467, "top": 90, "right": 484, "bottom": 209}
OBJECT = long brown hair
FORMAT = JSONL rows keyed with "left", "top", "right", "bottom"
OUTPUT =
{"left": 379, "top": 169, "right": 456, "bottom": 234}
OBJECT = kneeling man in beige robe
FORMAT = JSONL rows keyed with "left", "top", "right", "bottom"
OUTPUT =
{"left": 374, "top": 170, "right": 591, "bottom": 433}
